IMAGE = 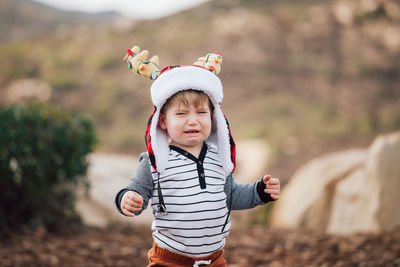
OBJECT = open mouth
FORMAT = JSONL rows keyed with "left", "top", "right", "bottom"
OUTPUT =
{"left": 184, "top": 130, "right": 200, "bottom": 134}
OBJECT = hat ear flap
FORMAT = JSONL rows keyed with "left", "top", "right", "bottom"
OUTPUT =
{"left": 145, "top": 107, "right": 171, "bottom": 173}
{"left": 145, "top": 107, "right": 158, "bottom": 171}
{"left": 225, "top": 116, "right": 236, "bottom": 173}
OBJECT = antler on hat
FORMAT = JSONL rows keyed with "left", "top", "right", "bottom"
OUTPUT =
{"left": 123, "top": 45, "right": 160, "bottom": 80}
{"left": 193, "top": 53, "right": 223, "bottom": 75}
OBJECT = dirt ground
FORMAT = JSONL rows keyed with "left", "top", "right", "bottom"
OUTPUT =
{"left": 1, "top": 224, "right": 399, "bottom": 267}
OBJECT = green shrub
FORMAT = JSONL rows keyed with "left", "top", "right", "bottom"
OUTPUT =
{"left": 0, "top": 103, "right": 96, "bottom": 231}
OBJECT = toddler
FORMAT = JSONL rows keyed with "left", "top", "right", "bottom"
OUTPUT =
{"left": 115, "top": 47, "right": 280, "bottom": 267}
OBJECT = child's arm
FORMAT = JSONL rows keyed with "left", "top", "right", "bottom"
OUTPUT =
{"left": 115, "top": 152, "right": 153, "bottom": 216}
{"left": 225, "top": 174, "right": 280, "bottom": 210}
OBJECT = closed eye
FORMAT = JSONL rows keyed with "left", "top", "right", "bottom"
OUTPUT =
{"left": 197, "top": 109, "right": 210, "bottom": 114}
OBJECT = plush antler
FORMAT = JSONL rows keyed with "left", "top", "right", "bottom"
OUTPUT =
{"left": 193, "top": 52, "right": 223, "bottom": 75}
{"left": 123, "top": 45, "right": 160, "bottom": 80}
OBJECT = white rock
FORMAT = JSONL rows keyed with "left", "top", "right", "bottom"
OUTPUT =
{"left": 328, "top": 132, "right": 400, "bottom": 234}
{"left": 327, "top": 167, "right": 380, "bottom": 234}
{"left": 365, "top": 132, "right": 400, "bottom": 232}
{"left": 271, "top": 131, "right": 400, "bottom": 234}
{"left": 270, "top": 149, "right": 366, "bottom": 229}
{"left": 76, "top": 153, "right": 153, "bottom": 227}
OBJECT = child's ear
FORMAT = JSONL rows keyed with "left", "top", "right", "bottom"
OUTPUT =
{"left": 159, "top": 113, "right": 167, "bottom": 130}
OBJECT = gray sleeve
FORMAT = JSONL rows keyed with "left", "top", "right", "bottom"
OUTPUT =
{"left": 114, "top": 152, "right": 153, "bottom": 216}
{"left": 224, "top": 174, "right": 275, "bottom": 210}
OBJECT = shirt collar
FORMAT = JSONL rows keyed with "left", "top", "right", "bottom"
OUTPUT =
{"left": 169, "top": 143, "right": 208, "bottom": 164}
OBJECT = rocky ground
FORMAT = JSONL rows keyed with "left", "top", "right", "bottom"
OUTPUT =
{"left": 1, "top": 224, "right": 399, "bottom": 267}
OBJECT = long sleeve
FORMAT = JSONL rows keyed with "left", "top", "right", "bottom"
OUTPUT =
{"left": 224, "top": 174, "right": 275, "bottom": 210}
{"left": 115, "top": 152, "right": 154, "bottom": 216}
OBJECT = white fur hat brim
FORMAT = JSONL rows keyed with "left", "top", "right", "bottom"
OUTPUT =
{"left": 150, "top": 66, "right": 223, "bottom": 108}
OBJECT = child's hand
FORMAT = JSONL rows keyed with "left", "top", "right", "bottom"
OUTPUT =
{"left": 121, "top": 191, "right": 144, "bottom": 217}
{"left": 263, "top": 175, "right": 280, "bottom": 200}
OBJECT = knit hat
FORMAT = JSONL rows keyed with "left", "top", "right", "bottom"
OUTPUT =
{"left": 124, "top": 46, "right": 236, "bottom": 175}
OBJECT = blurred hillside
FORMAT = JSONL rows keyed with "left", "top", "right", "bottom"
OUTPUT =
{"left": 0, "top": 0, "right": 399, "bottom": 181}
{"left": 0, "top": 0, "right": 119, "bottom": 42}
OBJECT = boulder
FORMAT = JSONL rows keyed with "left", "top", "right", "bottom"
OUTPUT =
{"left": 270, "top": 131, "right": 400, "bottom": 234}
{"left": 76, "top": 153, "right": 153, "bottom": 228}
{"left": 270, "top": 149, "right": 367, "bottom": 229}
{"left": 326, "top": 166, "right": 380, "bottom": 234}
{"left": 328, "top": 131, "right": 400, "bottom": 234}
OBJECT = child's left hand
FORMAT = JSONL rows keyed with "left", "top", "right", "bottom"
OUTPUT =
{"left": 263, "top": 175, "right": 280, "bottom": 200}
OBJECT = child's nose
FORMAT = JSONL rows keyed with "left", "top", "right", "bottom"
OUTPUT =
{"left": 187, "top": 114, "right": 199, "bottom": 124}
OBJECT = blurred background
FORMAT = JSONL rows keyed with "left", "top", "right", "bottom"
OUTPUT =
{"left": 0, "top": 0, "right": 399, "bottom": 266}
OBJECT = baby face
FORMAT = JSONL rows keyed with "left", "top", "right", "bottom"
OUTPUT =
{"left": 159, "top": 100, "right": 212, "bottom": 153}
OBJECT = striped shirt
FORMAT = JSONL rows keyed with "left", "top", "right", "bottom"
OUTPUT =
{"left": 150, "top": 143, "right": 231, "bottom": 257}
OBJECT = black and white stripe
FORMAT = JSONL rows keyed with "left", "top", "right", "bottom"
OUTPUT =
{"left": 150, "top": 144, "right": 231, "bottom": 257}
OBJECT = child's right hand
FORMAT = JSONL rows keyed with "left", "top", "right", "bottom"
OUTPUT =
{"left": 121, "top": 191, "right": 144, "bottom": 217}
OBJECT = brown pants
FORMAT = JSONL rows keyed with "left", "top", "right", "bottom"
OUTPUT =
{"left": 147, "top": 242, "right": 227, "bottom": 267}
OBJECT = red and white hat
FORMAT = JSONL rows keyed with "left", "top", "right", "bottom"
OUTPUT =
{"left": 125, "top": 46, "right": 236, "bottom": 174}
